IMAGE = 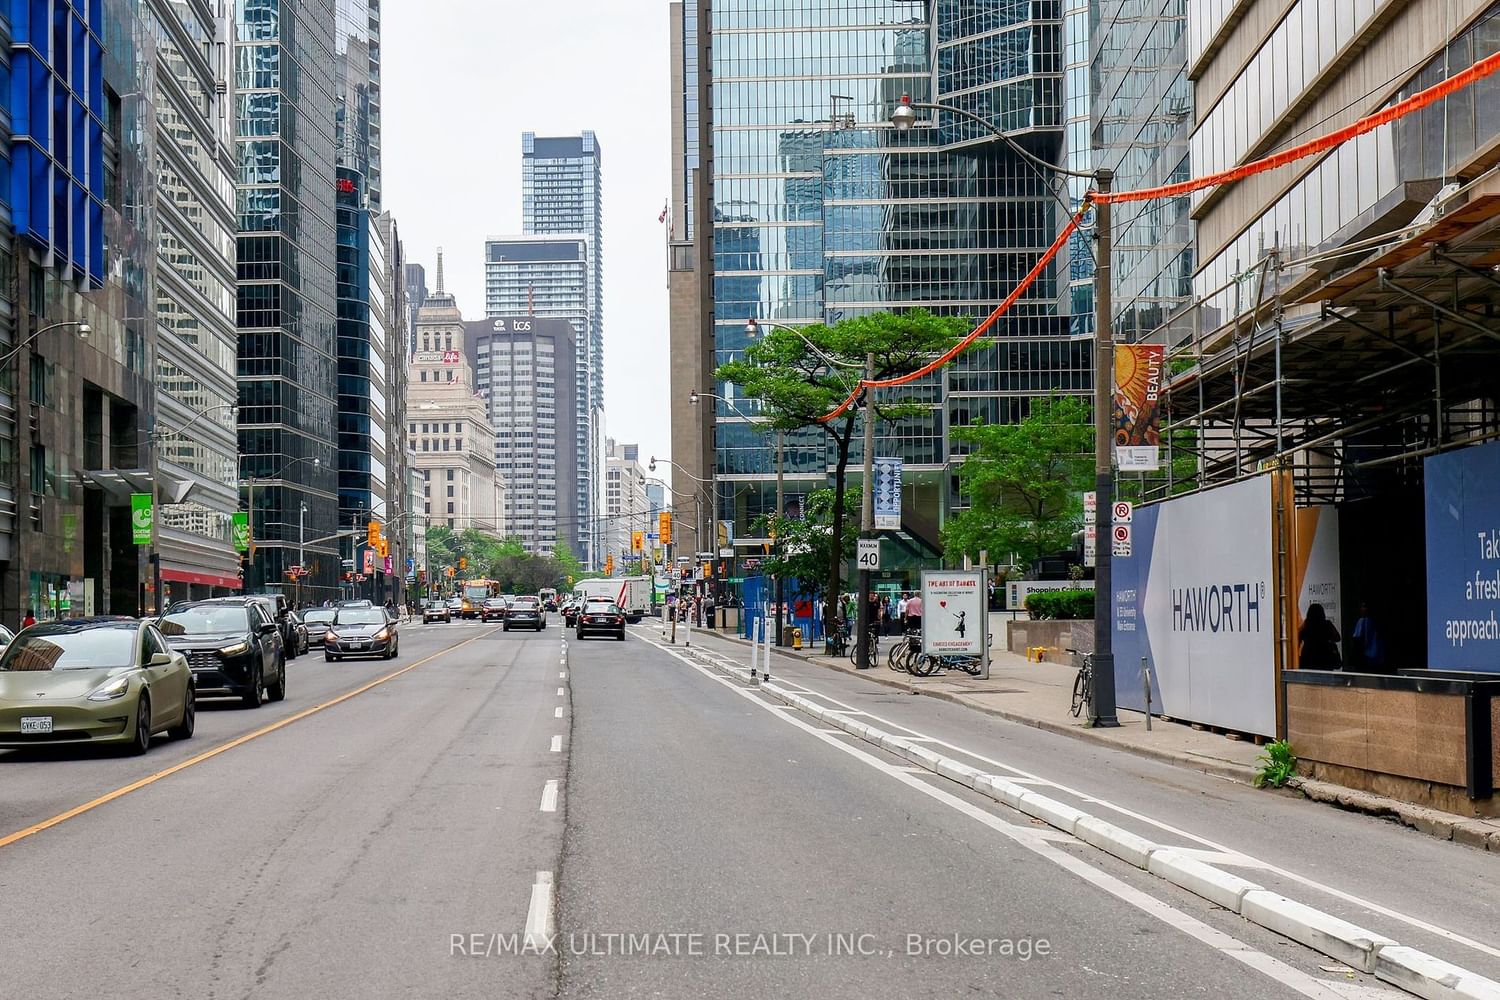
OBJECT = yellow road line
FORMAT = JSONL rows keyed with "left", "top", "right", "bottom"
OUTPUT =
{"left": 0, "top": 628, "right": 499, "bottom": 851}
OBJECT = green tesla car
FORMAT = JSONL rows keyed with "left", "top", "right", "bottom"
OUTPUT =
{"left": 0, "top": 617, "right": 195, "bottom": 755}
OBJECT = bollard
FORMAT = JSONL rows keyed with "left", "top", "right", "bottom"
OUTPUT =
{"left": 1142, "top": 657, "right": 1152, "bottom": 732}
{"left": 749, "top": 618, "right": 760, "bottom": 681}
{"left": 684, "top": 615, "right": 692, "bottom": 648}
{"left": 762, "top": 620, "right": 772, "bottom": 683}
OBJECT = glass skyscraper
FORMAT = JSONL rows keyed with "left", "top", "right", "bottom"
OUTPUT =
{"left": 520, "top": 132, "right": 604, "bottom": 568}
{"left": 709, "top": 0, "right": 1089, "bottom": 549}
{"left": 235, "top": 0, "right": 341, "bottom": 600}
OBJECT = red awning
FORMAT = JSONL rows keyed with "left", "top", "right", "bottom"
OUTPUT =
{"left": 162, "top": 568, "right": 242, "bottom": 590}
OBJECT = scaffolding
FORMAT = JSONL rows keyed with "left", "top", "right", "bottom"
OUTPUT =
{"left": 1130, "top": 169, "right": 1500, "bottom": 509}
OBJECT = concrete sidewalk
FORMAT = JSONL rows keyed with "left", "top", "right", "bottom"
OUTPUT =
{"left": 683, "top": 624, "right": 1500, "bottom": 852}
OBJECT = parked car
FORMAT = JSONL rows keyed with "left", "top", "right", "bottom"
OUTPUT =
{"left": 325, "top": 606, "right": 400, "bottom": 660}
{"left": 575, "top": 600, "right": 626, "bottom": 641}
{"left": 0, "top": 624, "right": 14, "bottom": 653}
{"left": 248, "top": 593, "right": 301, "bottom": 659}
{"left": 0, "top": 617, "right": 195, "bottom": 754}
{"left": 160, "top": 600, "right": 287, "bottom": 707}
{"left": 480, "top": 597, "right": 508, "bottom": 623}
{"left": 504, "top": 596, "right": 545, "bottom": 632}
{"left": 286, "top": 611, "right": 310, "bottom": 656}
{"left": 423, "top": 599, "right": 452, "bottom": 624}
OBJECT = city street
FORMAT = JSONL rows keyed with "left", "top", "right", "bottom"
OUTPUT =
{"left": 3, "top": 622, "right": 1495, "bottom": 998}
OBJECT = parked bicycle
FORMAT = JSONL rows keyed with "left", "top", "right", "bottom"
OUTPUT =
{"left": 1071, "top": 652, "right": 1094, "bottom": 718}
{"left": 887, "top": 630, "right": 921, "bottom": 673}
{"left": 848, "top": 625, "right": 881, "bottom": 666}
{"left": 914, "top": 652, "right": 983, "bottom": 677}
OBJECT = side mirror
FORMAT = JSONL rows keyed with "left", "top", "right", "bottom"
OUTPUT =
{"left": 260, "top": 621, "right": 279, "bottom": 634}
{"left": 148, "top": 652, "right": 173, "bottom": 667}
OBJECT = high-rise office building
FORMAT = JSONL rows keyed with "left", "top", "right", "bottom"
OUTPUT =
{"left": 483, "top": 235, "right": 593, "bottom": 562}
{"left": 604, "top": 440, "right": 650, "bottom": 566}
{"left": 697, "top": 1, "right": 1086, "bottom": 558}
{"left": 146, "top": 0, "right": 244, "bottom": 605}
{"left": 1090, "top": 0, "right": 1193, "bottom": 342}
{"left": 408, "top": 276, "right": 505, "bottom": 537}
{"left": 465, "top": 316, "right": 579, "bottom": 557}
{"left": 235, "top": 0, "right": 341, "bottom": 601}
{"left": 379, "top": 213, "right": 415, "bottom": 595}
{"left": 335, "top": 0, "right": 381, "bottom": 212}
{"left": 404, "top": 262, "right": 428, "bottom": 354}
{"left": 519, "top": 132, "right": 604, "bottom": 568}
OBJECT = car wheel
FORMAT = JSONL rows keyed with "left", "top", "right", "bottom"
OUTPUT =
{"left": 242, "top": 664, "right": 264, "bottom": 708}
{"left": 170, "top": 686, "right": 196, "bottom": 740}
{"left": 616, "top": 630, "right": 626, "bottom": 641}
{"left": 130, "top": 694, "right": 152, "bottom": 755}
{"left": 325, "top": 650, "right": 335, "bottom": 662}
{"left": 266, "top": 659, "right": 286, "bottom": 702}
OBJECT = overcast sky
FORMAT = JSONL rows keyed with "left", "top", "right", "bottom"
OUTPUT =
{"left": 384, "top": 0, "right": 674, "bottom": 466}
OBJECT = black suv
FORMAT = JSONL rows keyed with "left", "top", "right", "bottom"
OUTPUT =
{"left": 245, "top": 593, "right": 300, "bottom": 659}
{"left": 160, "top": 600, "right": 286, "bottom": 707}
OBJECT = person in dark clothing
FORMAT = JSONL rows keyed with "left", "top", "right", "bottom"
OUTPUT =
{"left": 1298, "top": 602, "right": 1342, "bottom": 668}
{"left": 1350, "top": 601, "right": 1386, "bottom": 671}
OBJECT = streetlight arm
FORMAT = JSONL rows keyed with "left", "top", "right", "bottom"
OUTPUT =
{"left": 0, "top": 320, "right": 90, "bottom": 367}
{"left": 154, "top": 402, "right": 238, "bottom": 441}
{"left": 749, "top": 319, "right": 863, "bottom": 370}
{"left": 693, "top": 390, "right": 766, "bottom": 423}
{"left": 900, "top": 100, "right": 1094, "bottom": 181}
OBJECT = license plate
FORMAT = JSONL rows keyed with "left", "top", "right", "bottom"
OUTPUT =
{"left": 20, "top": 717, "right": 52, "bottom": 734}
{"left": 351, "top": 641, "right": 367, "bottom": 649}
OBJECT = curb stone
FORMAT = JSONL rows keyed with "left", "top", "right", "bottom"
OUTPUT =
{"left": 675, "top": 644, "right": 1500, "bottom": 1000}
{"left": 705, "top": 632, "right": 1499, "bottom": 854}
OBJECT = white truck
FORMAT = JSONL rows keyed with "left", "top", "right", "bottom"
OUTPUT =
{"left": 573, "top": 576, "right": 652, "bottom": 623}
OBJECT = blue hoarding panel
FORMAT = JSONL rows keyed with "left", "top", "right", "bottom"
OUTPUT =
{"left": 1425, "top": 440, "right": 1500, "bottom": 672}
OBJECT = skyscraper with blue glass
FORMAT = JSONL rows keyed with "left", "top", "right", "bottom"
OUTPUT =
{"left": 235, "top": 0, "right": 342, "bottom": 601}
{"left": 702, "top": 0, "right": 1089, "bottom": 566}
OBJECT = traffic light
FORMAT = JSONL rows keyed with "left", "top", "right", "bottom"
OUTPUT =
{"left": 367, "top": 520, "right": 381, "bottom": 547}
{"left": 659, "top": 512, "right": 672, "bottom": 545}
{"left": 378, "top": 537, "right": 389, "bottom": 558}
{"left": 458, "top": 556, "right": 467, "bottom": 571}
{"left": 445, "top": 566, "right": 455, "bottom": 578}
{"left": 604, "top": 555, "right": 614, "bottom": 576}
{"left": 631, "top": 530, "right": 644, "bottom": 553}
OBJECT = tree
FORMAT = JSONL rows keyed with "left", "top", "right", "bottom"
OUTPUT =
{"left": 942, "top": 396, "right": 1093, "bottom": 570}
{"left": 753, "top": 489, "right": 857, "bottom": 608}
{"left": 717, "top": 310, "right": 970, "bottom": 612}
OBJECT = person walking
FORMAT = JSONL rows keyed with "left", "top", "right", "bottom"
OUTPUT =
{"left": 905, "top": 591, "right": 924, "bottom": 636}
{"left": 1350, "top": 601, "right": 1385, "bottom": 671}
{"left": 21, "top": 607, "right": 36, "bottom": 629}
{"left": 1298, "top": 603, "right": 1342, "bottom": 668}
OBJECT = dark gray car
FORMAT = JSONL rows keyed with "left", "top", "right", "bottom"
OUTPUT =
{"left": 325, "top": 607, "right": 400, "bottom": 660}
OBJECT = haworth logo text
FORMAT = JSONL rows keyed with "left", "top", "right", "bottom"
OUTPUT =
{"left": 1171, "top": 582, "right": 1265, "bottom": 633}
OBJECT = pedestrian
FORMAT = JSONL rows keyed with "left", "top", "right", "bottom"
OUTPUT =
{"left": 1350, "top": 601, "right": 1385, "bottom": 671}
{"left": 905, "top": 591, "right": 924, "bottom": 635}
{"left": 21, "top": 607, "right": 35, "bottom": 629}
{"left": 897, "top": 592, "right": 909, "bottom": 631}
{"left": 1298, "top": 603, "right": 1342, "bottom": 668}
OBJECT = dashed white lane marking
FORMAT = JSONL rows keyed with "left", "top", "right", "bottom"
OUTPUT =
{"left": 524, "top": 871, "right": 554, "bottom": 949}
{"left": 540, "top": 780, "right": 559, "bottom": 812}
{"left": 551, "top": 735, "right": 563, "bottom": 753}
{"left": 557, "top": 686, "right": 565, "bottom": 697}
{"left": 554, "top": 706, "right": 564, "bottom": 718}
{"left": 559, "top": 671, "right": 567, "bottom": 679}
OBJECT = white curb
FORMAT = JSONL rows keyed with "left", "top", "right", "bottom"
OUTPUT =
{"left": 1239, "top": 890, "right": 1397, "bottom": 973}
{"left": 680, "top": 643, "right": 1500, "bottom": 1000}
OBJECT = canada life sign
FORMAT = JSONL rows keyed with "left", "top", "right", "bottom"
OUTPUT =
{"left": 1110, "top": 477, "right": 1276, "bottom": 736}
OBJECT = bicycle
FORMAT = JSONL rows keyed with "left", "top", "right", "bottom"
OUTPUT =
{"left": 887, "top": 631, "right": 921, "bottom": 673}
{"left": 914, "top": 652, "right": 982, "bottom": 677}
{"left": 848, "top": 626, "right": 881, "bottom": 666}
{"left": 1071, "top": 653, "right": 1094, "bottom": 718}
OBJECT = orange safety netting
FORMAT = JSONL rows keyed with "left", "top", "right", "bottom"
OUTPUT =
{"left": 811, "top": 44, "right": 1500, "bottom": 422}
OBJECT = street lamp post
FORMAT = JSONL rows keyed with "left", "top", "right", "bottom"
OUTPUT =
{"left": 0, "top": 319, "right": 90, "bottom": 368}
{"left": 892, "top": 95, "right": 1118, "bottom": 724}
{"left": 650, "top": 456, "right": 716, "bottom": 627}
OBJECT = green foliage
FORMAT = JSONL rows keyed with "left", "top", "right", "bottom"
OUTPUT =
{"left": 716, "top": 310, "right": 972, "bottom": 608}
{"left": 1254, "top": 740, "right": 1298, "bottom": 788}
{"left": 752, "top": 489, "right": 858, "bottom": 604}
{"left": 943, "top": 396, "right": 1093, "bottom": 568}
{"left": 1024, "top": 589, "right": 1095, "bottom": 620}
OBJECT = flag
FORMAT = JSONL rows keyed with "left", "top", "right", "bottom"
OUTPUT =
{"left": 657, "top": 200, "right": 668, "bottom": 224}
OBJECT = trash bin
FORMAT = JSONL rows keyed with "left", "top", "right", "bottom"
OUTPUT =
{"left": 792, "top": 627, "right": 803, "bottom": 649}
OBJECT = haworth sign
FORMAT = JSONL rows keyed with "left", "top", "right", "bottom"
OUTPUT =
{"left": 1111, "top": 476, "right": 1276, "bottom": 736}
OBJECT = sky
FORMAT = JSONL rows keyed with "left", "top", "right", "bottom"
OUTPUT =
{"left": 383, "top": 0, "right": 674, "bottom": 467}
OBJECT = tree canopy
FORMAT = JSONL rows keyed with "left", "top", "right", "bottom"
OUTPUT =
{"left": 941, "top": 395, "right": 1093, "bottom": 570}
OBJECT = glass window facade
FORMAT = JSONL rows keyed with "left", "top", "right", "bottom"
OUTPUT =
{"left": 710, "top": 0, "right": 1087, "bottom": 539}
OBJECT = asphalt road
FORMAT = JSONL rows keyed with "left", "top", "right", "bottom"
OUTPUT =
{"left": 0, "top": 618, "right": 1483, "bottom": 998}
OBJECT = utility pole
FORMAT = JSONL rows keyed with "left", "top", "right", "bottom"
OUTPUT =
{"left": 855, "top": 351, "right": 876, "bottom": 669}
{"left": 298, "top": 501, "right": 306, "bottom": 609}
{"left": 774, "top": 428, "right": 784, "bottom": 646}
{"left": 148, "top": 423, "right": 162, "bottom": 614}
{"left": 1090, "top": 169, "right": 1120, "bottom": 726}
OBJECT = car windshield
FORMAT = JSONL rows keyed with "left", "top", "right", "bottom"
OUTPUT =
{"left": 160, "top": 607, "right": 251, "bottom": 635}
{"left": 485, "top": 599, "right": 505, "bottom": 606}
{"left": 335, "top": 609, "right": 387, "bottom": 626}
{"left": 0, "top": 627, "right": 137, "bottom": 671}
{"left": 585, "top": 603, "right": 622, "bottom": 615}
{"left": 303, "top": 610, "right": 336, "bottom": 625}
{"left": 513, "top": 597, "right": 539, "bottom": 607}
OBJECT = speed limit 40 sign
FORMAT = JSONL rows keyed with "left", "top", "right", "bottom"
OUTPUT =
{"left": 857, "top": 538, "right": 881, "bottom": 570}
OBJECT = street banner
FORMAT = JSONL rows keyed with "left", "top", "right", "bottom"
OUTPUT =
{"left": 873, "top": 457, "right": 903, "bottom": 530}
{"left": 1111, "top": 476, "right": 1276, "bottom": 736}
{"left": 231, "top": 512, "right": 250, "bottom": 552}
{"left": 1113, "top": 343, "right": 1165, "bottom": 470}
{"left": 130, "top": 493, "right": 153, "bottom": 545}
{"left": 1425, "top": 440, "right": 1500, "bottom": 672}
{"left": 363, "top": 549, "right": 375, "bottom": 575}
{"left": 1292, "top": 506, "right": 1342, "bottom": 668}
{"left": 920, "top": 570, "right": 986, "bottom": 657}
